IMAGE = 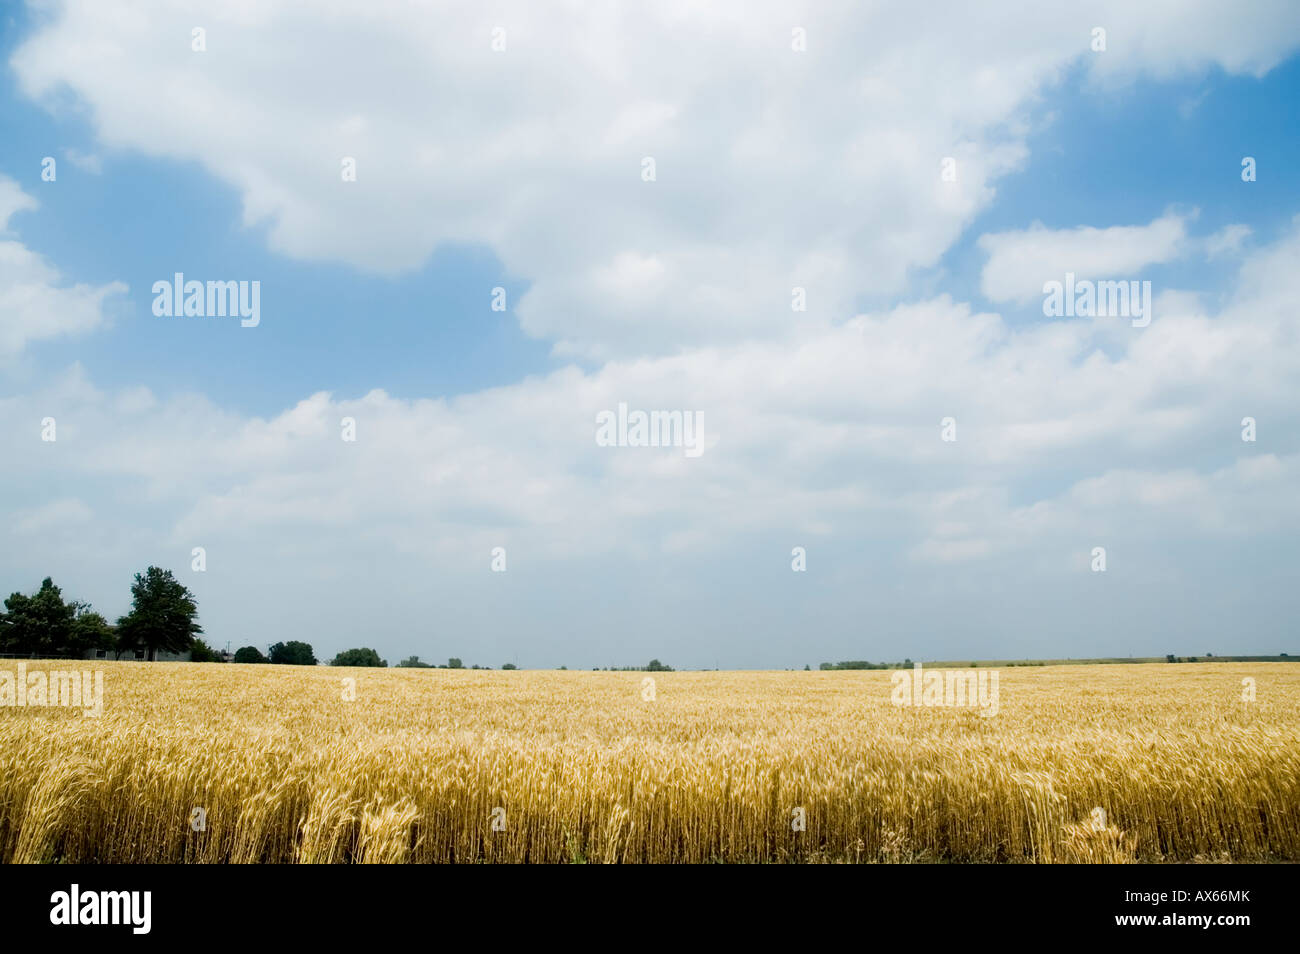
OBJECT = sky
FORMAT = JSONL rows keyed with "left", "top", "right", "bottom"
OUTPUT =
{"left": 2, "top": 1, "right": 1299, "bottom": 668}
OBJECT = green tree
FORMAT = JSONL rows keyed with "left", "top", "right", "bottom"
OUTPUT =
{"left": 0, "top": 579, "right": 115, "bottom": 658}
{"left": 501, "top": 663, "right": 517, "bottom": 670}
{"left": 269, "top": 640, "right": 317, "bottom": 665}
{"left": 396, "top": 655, "right": 432, "bottom": 668}
{"left": 446, "top": 657, "right": 464, "bottom": 669}
{"left": 69, "top": 606, "right": 115, "bottom": 656}
{"left": 0, "top": 578, "right": 76, "bottom": 656}
{"left": 646, "top": 659, "right": 673, "bottom": 672}
{"left": 115, "top": 567, "right": 202, "bottom": 662}
{"left": 331, "top": 647, "right": 387, "bottom": 667}
{"left": 233, "top": 646, "right": 267, "bottom": 664}
{"left": 188, "top": 637, "right": 222, "bottom": 662}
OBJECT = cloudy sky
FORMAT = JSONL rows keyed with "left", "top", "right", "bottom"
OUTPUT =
{"left": 2, "top": 1, "right": 1298, "bottom": 668}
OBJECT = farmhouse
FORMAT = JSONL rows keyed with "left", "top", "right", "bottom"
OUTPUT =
{"left": 83, "top": 647, "right": 192, "bottom": 662}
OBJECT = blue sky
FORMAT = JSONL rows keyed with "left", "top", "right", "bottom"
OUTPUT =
{"left": 928, "top": 58, "right": 1300, "bottom": 320}
{"left": 2, "top": 2, "right": 1299, "bottom": 667}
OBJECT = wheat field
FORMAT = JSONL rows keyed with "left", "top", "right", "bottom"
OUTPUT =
{"left": 0, "top": 661, "right": 1296, "bottom": 863}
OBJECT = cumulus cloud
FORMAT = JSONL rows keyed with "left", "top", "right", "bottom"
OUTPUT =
{"left": 13, "top": 1, "right": 1300, "bottom": 358}
{"left": 1205, "top": 224, "right": 1253, "bottom": 259}
{"left": 4, "top": 223, "right": 1300, "bottom": 661}
{"left": 977, "top": 212, "right": 1192, "bottom": 305}
{"left": 0, "top": 176, "right": 127, "bottom": 357}
{"left": 6, "top": 1, "right": 1300, "bottom": 662}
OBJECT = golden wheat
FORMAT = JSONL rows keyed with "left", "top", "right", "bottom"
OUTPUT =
{"left": 0, "top": 662, "right": 1296, "bottom": 863}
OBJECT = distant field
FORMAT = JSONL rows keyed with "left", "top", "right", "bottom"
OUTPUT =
{"left": 1, "top": 662, "right": 1297, "bottom": 863}
{"left": 821, "top": 655, "right": 1296, "bottom": 668}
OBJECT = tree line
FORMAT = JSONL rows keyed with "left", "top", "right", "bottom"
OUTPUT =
{"left": 1, "top": 568, "right": 201, "bottom": 661}
{"left": 3, "top": 574, "right": 674, "bottom": 670}
{"left": 0, "top": 570, "right": 327, "bottom": 665}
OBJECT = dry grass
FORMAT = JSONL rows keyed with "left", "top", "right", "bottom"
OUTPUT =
{"left": 1, "top": 662, "right": 1296, "bottom": 863}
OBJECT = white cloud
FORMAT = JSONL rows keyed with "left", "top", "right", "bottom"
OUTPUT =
{"left": 1205, "top": 224, "right": 1252, "bottom": 259}
{"left": 4, "top": 223, "right": 1300, "bottom": 661}
{"left": 62, "top": 148, "right": 102, "bottom": 174}
{"left": 0, "top": 177, "right": 38, "bottom": 226}
{"left": 0, "top": 176, "right": 127, "bottom": 357}
{"left": 13, "top": 1, "right": 1300, "bottom": 358}
{"left": 977, "top": 212, "right": 1191, "bottom": 305}
{"left": 6, "top": 2, "right": 1300, "bottom": 663}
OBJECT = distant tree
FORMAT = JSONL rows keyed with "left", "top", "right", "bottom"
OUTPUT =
{"left": 69, "top": 607, "right": 115, "bottom": 656}
{"left": 558, "top": 665, "right": 567, "bottom": 670}
{"left": 0, "top": 577, "right": 76, "bottom": 656}
{"left": 646, "top": 659, "right": 673, "bottom": 672}
{"left": 446, "top": 657, "right": 464, "bottom": 670}
{"left": 233, "top": 646, "right": 267, "bottom": 664}
{"left": 501, "top": 663, "right": 517, "bottom": 670}
{"left": 115, "top": 567, "right": 202, "bottom": 662}
{"left": 268, "top": 641, "right": 317, "bottom": 666}
{"left": 189, "top": 637, "right": 221, "bottom": 662}
{"left": 1166, "top": 654, "right": 1177, "bottom": 663}
{"left": 396, "top": 655, "right": 432, "bottom": 668}
{"left": 0, "top": 581, "right": 117, "bottom": 659}
{"left": 331, "top": 647, "right": 387, "bottom": 667}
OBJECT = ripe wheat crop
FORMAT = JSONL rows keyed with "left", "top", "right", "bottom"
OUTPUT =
{"left": 1, "top": 662, "right": 1296, "bottom": 863}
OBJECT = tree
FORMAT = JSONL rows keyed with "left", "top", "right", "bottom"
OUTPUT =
{"left": 331, "top": 647, "right": 387, "bottom": 667}
{"left": 188, "top": 637, "right": 222, "bottom": 662}
{"left": 396, "top": 655, "right": 432, "bottom": 668}
{"left": 646, "top": 659, "right": 673, "bottom": 672}
{"left": 0, "top": 578, "right": 75, "bottom": 656}
{"left": 446, "top": 657, "right": 464, "bottom": 669}
{"left": 69, "top": 606, "right": 115, "bottom": 656}
{"left": 501, "top": 663, "right": 517, "bottom": 670}
{"left": 269, "top": 640, "right": 317, "bottom": 666}
{"left": 0, "top": 578, "right": 118, "bottom": 659}
{"left": 234, "top": 646, "right": 267, "bottom": 664}
{"left": 114, "top": 567, "right": 202, "bottom": 662}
